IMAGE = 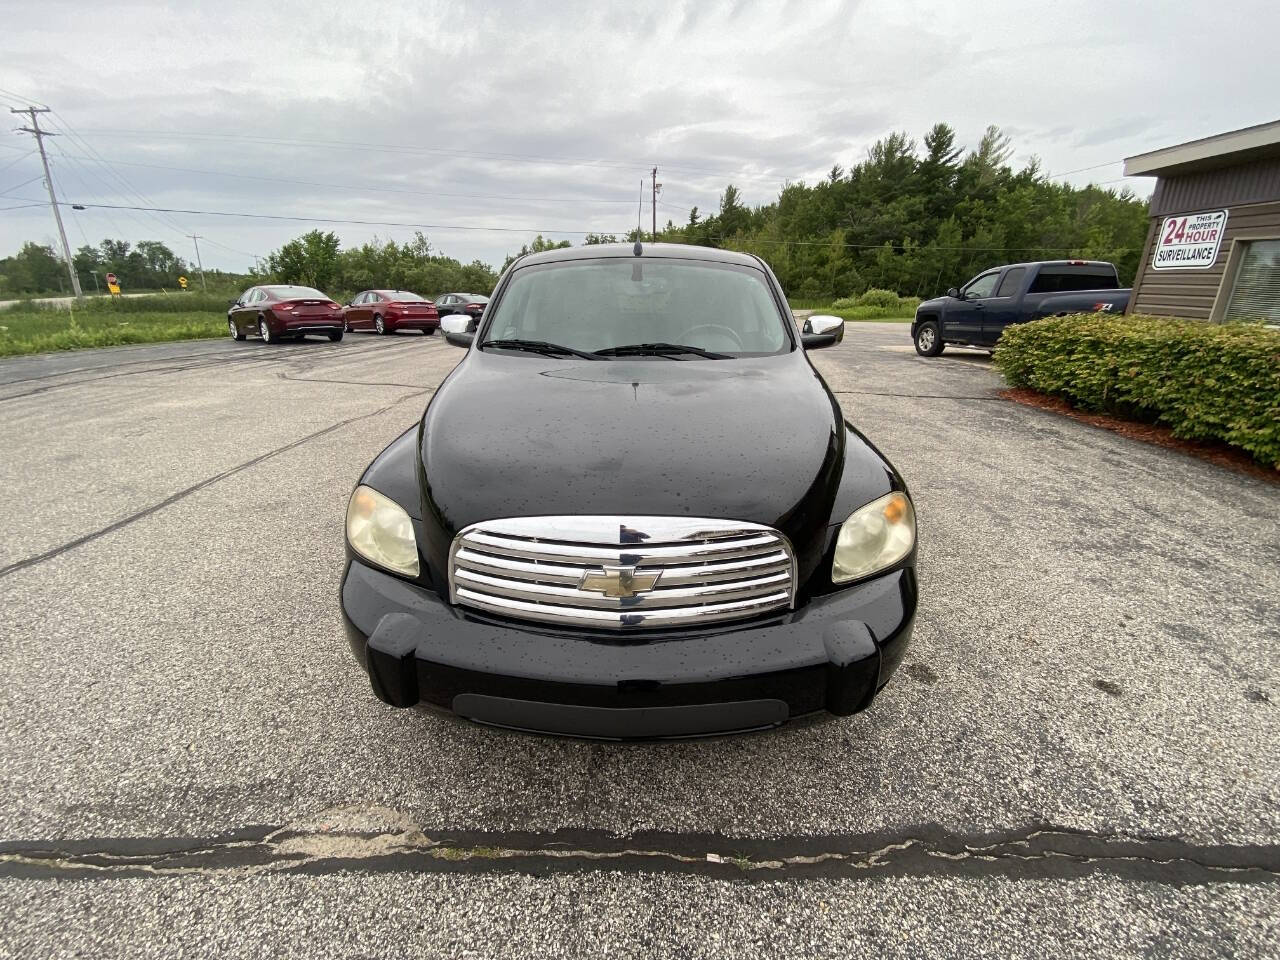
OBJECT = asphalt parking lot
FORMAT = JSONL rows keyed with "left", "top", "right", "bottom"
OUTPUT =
{"left": 1, "top": 322, "right": 1277, "bottom": 958}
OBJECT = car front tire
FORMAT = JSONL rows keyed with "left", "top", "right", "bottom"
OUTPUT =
{"left": 374, "top": 315, "right": 387, "bottom": 335}
{"left": 228, "top": 319, "right": 245, "bottom": 341}
{"left": 914, "top": 321, "right": 944, "bottom": 357}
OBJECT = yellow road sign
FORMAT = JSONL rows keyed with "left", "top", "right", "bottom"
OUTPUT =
{"left": 178, "top": 276, "right": 188, "bottom": 289}
{"left": 107, "top": 282, "right": 121, "bottom": 296}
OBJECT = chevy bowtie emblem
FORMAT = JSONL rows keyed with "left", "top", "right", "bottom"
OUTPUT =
{"left": 579, "top": 564, "right": 661, "bottom": 598}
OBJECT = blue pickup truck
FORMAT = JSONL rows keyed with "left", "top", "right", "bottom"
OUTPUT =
{"left": 911, "top": 260, "right": 1130, "bottom": 356}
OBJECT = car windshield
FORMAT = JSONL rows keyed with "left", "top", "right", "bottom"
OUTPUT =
{"left": 266, "top": 285, "right": 327, "bottom": 299}
{"left": 481, "top": 259, "right": 789, "bottom": 358}
{"left": 387, "top": 291, "right": 427, "bottom": 301}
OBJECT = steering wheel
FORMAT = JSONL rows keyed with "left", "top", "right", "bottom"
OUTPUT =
{"left": 682, "top": 324, "right": 743, "bottom": 351}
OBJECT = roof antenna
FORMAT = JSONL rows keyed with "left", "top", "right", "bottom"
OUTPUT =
{"left": 634, "top": 179, "right": 643, "bottom": 256}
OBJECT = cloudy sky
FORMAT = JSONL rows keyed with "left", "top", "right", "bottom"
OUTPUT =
{"left": 2, "top": 0, "right": 1277, "bottom": 274}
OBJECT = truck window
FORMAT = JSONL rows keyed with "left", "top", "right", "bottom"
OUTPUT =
{"left": 994, "top": 267, "right": 1026, "bottom": 297}
{"left": 963, "top": 272, "right": 1000, "bottom": 299}
{"left": 1029, "top": 266, "right": 1120, "bottom": 293}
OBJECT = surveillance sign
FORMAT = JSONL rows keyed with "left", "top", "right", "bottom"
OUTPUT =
{"left": 1152, "top": 209, "right": 1227, "bottom": 270}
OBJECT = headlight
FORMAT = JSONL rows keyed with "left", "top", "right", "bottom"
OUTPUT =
{"left": 832, "top": 491, "right": 915, "bottom": 584}
{"left": 345, "top": 485, "right": 420, "bottom": 577}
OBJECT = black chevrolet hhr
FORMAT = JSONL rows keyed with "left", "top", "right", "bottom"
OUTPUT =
{"left": 341, "top": 243, "right": 917, "bottom": 738}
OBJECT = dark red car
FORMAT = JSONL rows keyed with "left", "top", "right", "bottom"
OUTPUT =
{"left": 227, "top": 285, "right": 345, "bottom": 343}
{"left": 344, "top": 290, "right": 440, "bottom": 335}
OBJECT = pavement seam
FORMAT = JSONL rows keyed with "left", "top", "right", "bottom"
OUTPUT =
{"left": 1, "top": 823, "right": 1275, "bottom": 886}
{"left": 0, "top": 387, "right": 432, "bottom": 580}
{"left": 830, "top": 390, "right": 1007, "bottom": 401}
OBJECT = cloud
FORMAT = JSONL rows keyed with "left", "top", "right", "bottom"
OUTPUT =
{"left": 2, "top": 0, "right": 1277, "bottom": 272}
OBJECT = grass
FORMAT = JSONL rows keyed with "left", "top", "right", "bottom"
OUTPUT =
{"left": 788, "top": 298, "right": 918, "bottom": 323}
{"left": 0, "top": 300, "right": 229, "bottom": 357}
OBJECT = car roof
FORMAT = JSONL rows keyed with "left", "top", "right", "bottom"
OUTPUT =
{"left": 512, "top": 242, "right": 761, "bottom": 269}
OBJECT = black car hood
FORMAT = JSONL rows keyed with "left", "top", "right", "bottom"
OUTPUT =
{"left": 417, "top": 350, "right": 844, "bottom": 584}
{"left": 916, "top": 294, "right": 949, "bottom": 313}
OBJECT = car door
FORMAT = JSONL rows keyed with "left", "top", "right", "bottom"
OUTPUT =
{"left": 351, "top": 292, "right": 371, "bottom": 328}
{"left": 944, "top": 270, "right": 1001, "bottom": 345}
{"left": 231, "top": 287, "right": 256, "bottom": 331}
{"left": 979, "top": 266, "right": 1027, "bottom": 346}
{"left": 368, "top": 292, "right": 386, "bottom": 323}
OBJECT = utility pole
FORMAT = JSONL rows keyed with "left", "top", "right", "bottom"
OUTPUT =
{"left": 651, "top": 166, "right": 658, "bottom": 241}
{"left": 189, "top": 235, "right": 207, "bottom": 291}
{"left": 88, "top": 270, "right": 100, "bottom": 294}
{"left": 11, "top": 106, "right": 83, "bottom": 301}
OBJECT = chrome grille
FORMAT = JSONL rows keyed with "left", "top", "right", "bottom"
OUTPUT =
{"left": 448, "top": 516, "right": 796, "bottom": 630}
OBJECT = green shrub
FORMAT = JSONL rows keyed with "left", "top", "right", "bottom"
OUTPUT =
{"left": 855, "top": 288, "right": 902, "bottom": 309}
{"left": 795, "top": 278, "right": 824, "bottom": 300}
{"left": 994, "top": 313, "right": 1280, "bottom": 468}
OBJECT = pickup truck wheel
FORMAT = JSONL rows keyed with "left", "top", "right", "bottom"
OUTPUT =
{"left": 914, "top": 321, "right": 944, "bottom": 356}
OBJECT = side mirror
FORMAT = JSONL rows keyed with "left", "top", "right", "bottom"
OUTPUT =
{"left": 947, "top": 287, "right": 960, "bottom": 299}
{"left": 441, "top": 314, "right": 475, "bottom": 347}
{"left": 801, "top": 314, "right": 845, "bottom": 350}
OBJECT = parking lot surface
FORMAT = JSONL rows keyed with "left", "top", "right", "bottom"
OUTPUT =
{"left": 1, "top": 324, "right": 1277, "bottom": 957}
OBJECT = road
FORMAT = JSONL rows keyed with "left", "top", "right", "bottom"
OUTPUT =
{"left": 1, "top": 325, "right": 1277, "bottom": 958}
{"left": 0, "top": 291, "right": 164, "bottom": 310}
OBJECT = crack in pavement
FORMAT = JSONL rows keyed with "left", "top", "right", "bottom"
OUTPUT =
{"left": 1, "top": 812, "right": 1275, "bottom": 885}
{"left": 0, "top": 387, "right": 432, "bottom": 579}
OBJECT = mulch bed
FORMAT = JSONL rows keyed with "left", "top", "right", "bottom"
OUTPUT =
{"left": 999, "top": 388, "right": 1279, "bottom": 484}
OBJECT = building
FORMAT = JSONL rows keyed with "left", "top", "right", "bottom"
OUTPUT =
{"left": 1123, "top": 120, "right": 1280, "bottom": 322}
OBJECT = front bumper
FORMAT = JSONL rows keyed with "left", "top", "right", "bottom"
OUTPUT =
{"left": 340, "top": 559, "right": 916, "bottom": 739}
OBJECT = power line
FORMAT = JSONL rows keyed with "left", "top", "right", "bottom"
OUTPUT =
{"left": 21, "top": 147, "right": 653, "bottom": 206}
{"left": 0, "top": 198, "right": 626, "bottom": 238}
{"left": 46, "top": 111, "right": 192, "bottom": 239}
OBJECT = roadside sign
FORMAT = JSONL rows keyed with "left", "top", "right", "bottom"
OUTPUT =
{"left": 105, "top": 272, "right": 117, "bottom": 285}
{"left": 107, "top": 283, "right": 122, "bottom": 296}
{"left": 1152, "top": 209, "right": 1227, "bottom": 270}
{"left": 178, "top": 276, "right": 188, "bottom": 290}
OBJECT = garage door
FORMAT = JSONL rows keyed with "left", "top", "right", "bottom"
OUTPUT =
{"left": 1225, "top": 239, "right": 1280, "bottom": 322}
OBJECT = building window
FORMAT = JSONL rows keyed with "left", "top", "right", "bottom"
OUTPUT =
{"left": 1225, "top": 239, "right": 1280, "bottom": 322}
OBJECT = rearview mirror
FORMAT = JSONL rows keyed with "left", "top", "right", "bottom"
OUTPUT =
{"left": 947, "top": 287, "right": 960, "bottom": 299}
{"left": 441, "top": 314, "right": 475, "bottom": 347}
{"left": 801, "top": 314, "right": 845, "bottom": 350}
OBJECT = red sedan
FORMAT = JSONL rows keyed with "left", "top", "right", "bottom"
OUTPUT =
{"left": 344, "top": 290, "right": 440, "bottom": 335}
{"left": 227, "top": 285, "right": 345, "bottom": 343}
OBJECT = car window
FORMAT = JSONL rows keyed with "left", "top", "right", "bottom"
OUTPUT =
{"left": 482, "top": 258, "right": 790, "bottom": 357}
{"left": 994, "top": 267, "right": 1026, "bottom": 298}
{"left": 964, "top": 272, "right": 1000, "bottom": 299}
{"left": 239, "top": 288, "right": 255, "bottom": 303}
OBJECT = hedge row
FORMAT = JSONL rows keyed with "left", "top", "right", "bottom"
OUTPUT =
{"left": 994, "top": 313, "right": 1280, "bottom": 468}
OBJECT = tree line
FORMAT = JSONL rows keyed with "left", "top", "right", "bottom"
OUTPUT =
{"left": 656, "top": 123, "right": 1150, "bottom": 300}
{"left": 0, "top": 239, "right": 216, "bottom": 296}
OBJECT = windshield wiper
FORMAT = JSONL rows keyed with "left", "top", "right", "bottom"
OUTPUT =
{"left": 480, "top": 338, "right": 603, "bottom": 360}
{"left": 593, "top": 342, "right": 731, "bottom": 360}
